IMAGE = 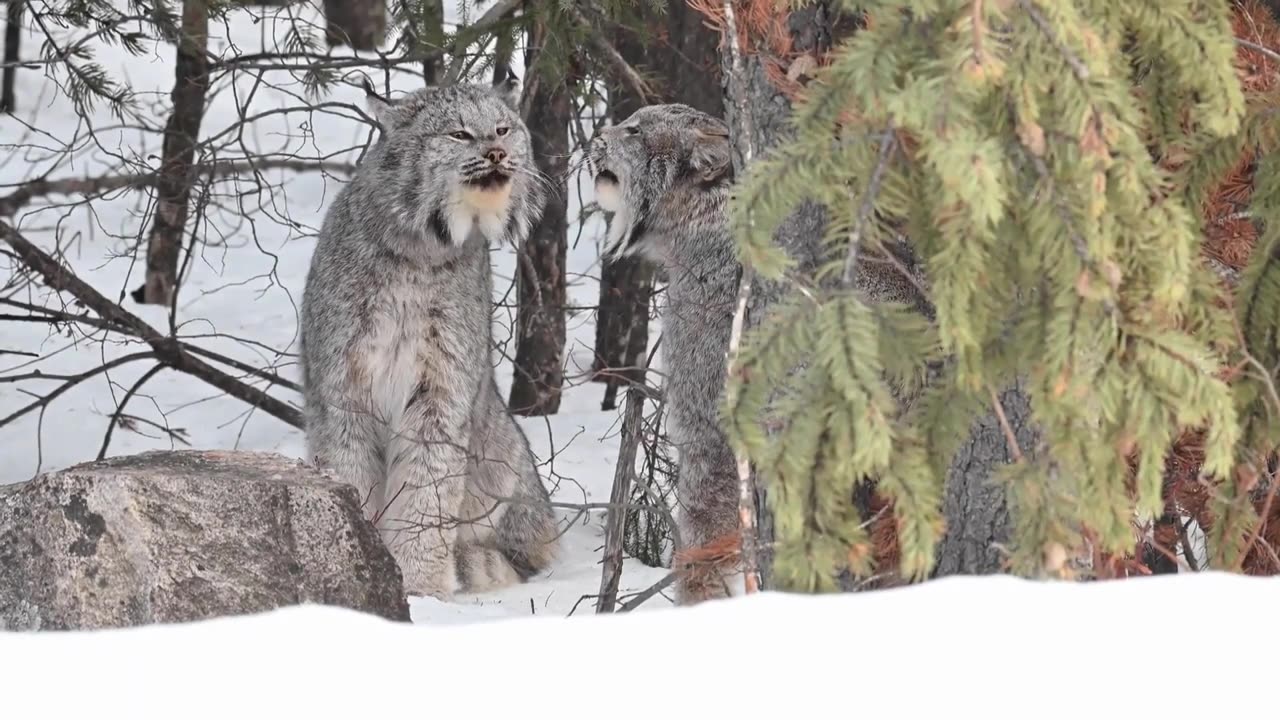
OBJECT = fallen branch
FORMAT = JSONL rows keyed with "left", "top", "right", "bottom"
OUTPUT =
{"left": 1, "top": 220, "right": 304, "bottom": 429}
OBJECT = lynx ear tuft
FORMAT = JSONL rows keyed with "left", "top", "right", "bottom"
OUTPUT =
{"left": 491, "top": 67, "right": 522, "bottom": 111}
{"left": 361, "top": 77, "right": 395, "bottom": 124}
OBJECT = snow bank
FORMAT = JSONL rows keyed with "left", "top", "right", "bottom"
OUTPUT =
{"left": 1, "top": 573, "right": 1274, "bottom": 718}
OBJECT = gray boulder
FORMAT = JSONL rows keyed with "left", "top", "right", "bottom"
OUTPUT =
{"left": 0, "top": 450, "right": 411, "bottom": 630}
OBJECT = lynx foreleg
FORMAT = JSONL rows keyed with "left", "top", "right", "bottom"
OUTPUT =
{"left": 306, "top": 399, "right": 386, "bottom": 520}
{"left": 379, "top": 389, "right": 471, "bottom": 600}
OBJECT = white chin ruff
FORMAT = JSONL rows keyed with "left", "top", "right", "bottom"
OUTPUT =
{"left": 595, "top": 176, "right": 622, "bottom": 213}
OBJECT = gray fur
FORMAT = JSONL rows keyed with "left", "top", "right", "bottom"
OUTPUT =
{"left": 589, "top": 104, "right": 741, "bottom": 604}
{"left": 299, "top": 77, "right": 558, "bottom": 600}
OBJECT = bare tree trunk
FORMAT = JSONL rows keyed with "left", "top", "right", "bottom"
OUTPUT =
{"left": 2, "top": 0, "right": 20, "bottom": 114}
{"left": 133, "top": 0, "right": 210, "bottom": 306}
{"left": 508, "top": 18, "right": 571, "bottom": 416}
{"left": 324, "top": 0, "right": 387, "bottom": 51}
{"left": 592, "top": 14, "right": 654, "bottom": 411}
{"left": 655, "top": 0, "right": 724, "bottom": 116}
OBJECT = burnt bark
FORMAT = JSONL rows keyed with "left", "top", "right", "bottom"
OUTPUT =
{"left": 133, "top": 0, "right": 210, "bottom": 306}
{"left": 507, "top": 19, "right": 572, "bottom": 416}
{"left": 2, "top": 0, "right": 20, "bottom": 114}
{"left": 323, "top": 0, "right": 387, "bottom": 51}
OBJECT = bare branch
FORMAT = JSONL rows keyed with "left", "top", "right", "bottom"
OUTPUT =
{"left": 1, "top": 220, "right": 304, "bottom": 429}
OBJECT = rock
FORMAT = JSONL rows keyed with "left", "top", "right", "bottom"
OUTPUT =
{"left": 0, "top": 450, "right": 411, "bottom": 630}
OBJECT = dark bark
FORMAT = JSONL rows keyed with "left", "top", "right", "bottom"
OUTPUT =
{"left": 1262, "top": 0, "right": 1280, "bottom": 23}
{"left": 397, "top": 0, "right": 443, "bottom": 84}
{"left": 2, "top": 0, "right": 20, "bottom": 114}
{"left": 727, "top": 2, "right": 848, "bottom": 591}
{"left": 507, "top": 19, "right": 571, "bottom": 416}
{"left": 323, "top": 0, "right": 387, "bottom": 51}
{"left": 932, "top": 384, "right": 1032, "bottom": 576}
{"left": 133, "top": 0, "right": 210, "bottom": 306}
{"left": 653, "top": 0, "right": 725, "bottom": 117}
{"left": 591, "top": 0, "right": 724, "bottom": 410}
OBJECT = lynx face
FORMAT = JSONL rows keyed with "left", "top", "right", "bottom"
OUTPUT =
{"left": 364, "top": 76, "right": 537, "bottom": 246}
{"left": 588, "top": 104, "right": 732, "bottom": 258}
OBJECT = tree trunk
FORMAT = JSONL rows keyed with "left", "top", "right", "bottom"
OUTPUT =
{"left": 133, "top": 0, "right": 210, "bottom": 306}
{"left": 591, "top": 0, "right": 724, "bottom": 411}
{"left": 507, "top": 19, "right": 571, "bottom": 416}
{"left": 932, "top": 383, "right": 1032, "bottom": 576}
{"left": 324, "top": 0, "right": 387, "bottom": 51}
{"left": 721, "top": 1, "right": 849, "bottom": 590}
{"left": 2, "top": 0, "right": 20, "bottom": 114}
{"left": 397, "top": 0, "right": 443, "bottom": 84}
{"left": 655, "top": 0, "right": 725, "bottom": 117}
{"left": 591, "top": 12, "right": 656, "bottom": 411}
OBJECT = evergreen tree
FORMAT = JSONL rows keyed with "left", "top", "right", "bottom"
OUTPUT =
{"left": 722, "top": 0, "right": 1280, "bottom": 590}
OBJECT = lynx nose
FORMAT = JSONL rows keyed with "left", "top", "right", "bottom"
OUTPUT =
{"left": 485, "top": 148, "right": 507, "bottom": 165}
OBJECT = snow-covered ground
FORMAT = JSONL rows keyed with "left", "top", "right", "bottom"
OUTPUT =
{"left": 3, "top": 572, "right": 1279, "bottom": 717}
{"left": 1, "top": 1, "right": 669, "bottom": 620}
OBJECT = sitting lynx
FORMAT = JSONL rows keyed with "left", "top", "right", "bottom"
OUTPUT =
{"left": 299, "top": 75, "right": 558, "bottom": 600}
{"left": 589, "top": 104, "right": 741, "bottom": 604}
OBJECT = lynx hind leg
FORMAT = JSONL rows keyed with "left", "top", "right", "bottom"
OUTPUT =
{"left": 457, "top": 389, "right": 559, "bottom": 592}
{"left": 672, "top": 445, "right": 742, "bottom": 606}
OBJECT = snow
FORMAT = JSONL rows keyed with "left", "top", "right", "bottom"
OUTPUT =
{"left": 1, "top": 0, "right": 669, "bottom": 620}
{"left": 2, "top": 572, "right": 1278, "bottom": 716}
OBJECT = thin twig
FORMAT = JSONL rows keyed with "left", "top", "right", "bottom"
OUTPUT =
{"left": 841, "top": 129, "right": 897, "bottom": 287}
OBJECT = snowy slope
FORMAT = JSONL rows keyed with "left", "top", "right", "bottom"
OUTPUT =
{"left": 1, "top": 1, "right": 669, "bottom": 620}
{"left": 2, "top": 573, "right": 1278, "bottom": 717}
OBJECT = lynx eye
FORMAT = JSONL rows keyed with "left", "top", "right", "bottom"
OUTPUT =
{"left": 623, "top": 126, "right": 640, "bottom": 136}
{"left": 449, "top": 130, "right": 474, "bottom": 141}
{"left": 495, "top": 126, "right": 511, "bottom": 137}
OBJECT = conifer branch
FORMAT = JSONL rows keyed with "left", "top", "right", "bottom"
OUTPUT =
{"left": 1018, "top": 0, "right": 1089, "bottom": 81}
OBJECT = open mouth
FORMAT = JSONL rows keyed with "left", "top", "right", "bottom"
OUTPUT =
{"left": 595, "top": 170, "right": 619, "bottom": 185}
{"left": 465, "top": 169, "right": 512, "bottom": 190}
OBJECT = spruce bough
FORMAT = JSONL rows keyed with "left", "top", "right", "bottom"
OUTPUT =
{"left": 723, "top": 0, "right": 1280, "bottom": 589}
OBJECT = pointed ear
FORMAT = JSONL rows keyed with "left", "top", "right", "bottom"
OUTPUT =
{"left": 689, "top": 125, "right": 733, "bottom": 183}
{"left": 491, "top": 67, "right": 521, "bottom": 111}
{"left": 361, "top": 77, "right": 395, "bottom": 125}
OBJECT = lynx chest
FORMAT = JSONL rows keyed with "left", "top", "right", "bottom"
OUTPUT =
{"left": 357, "top": 263, "right": 490, "bottom": 427}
